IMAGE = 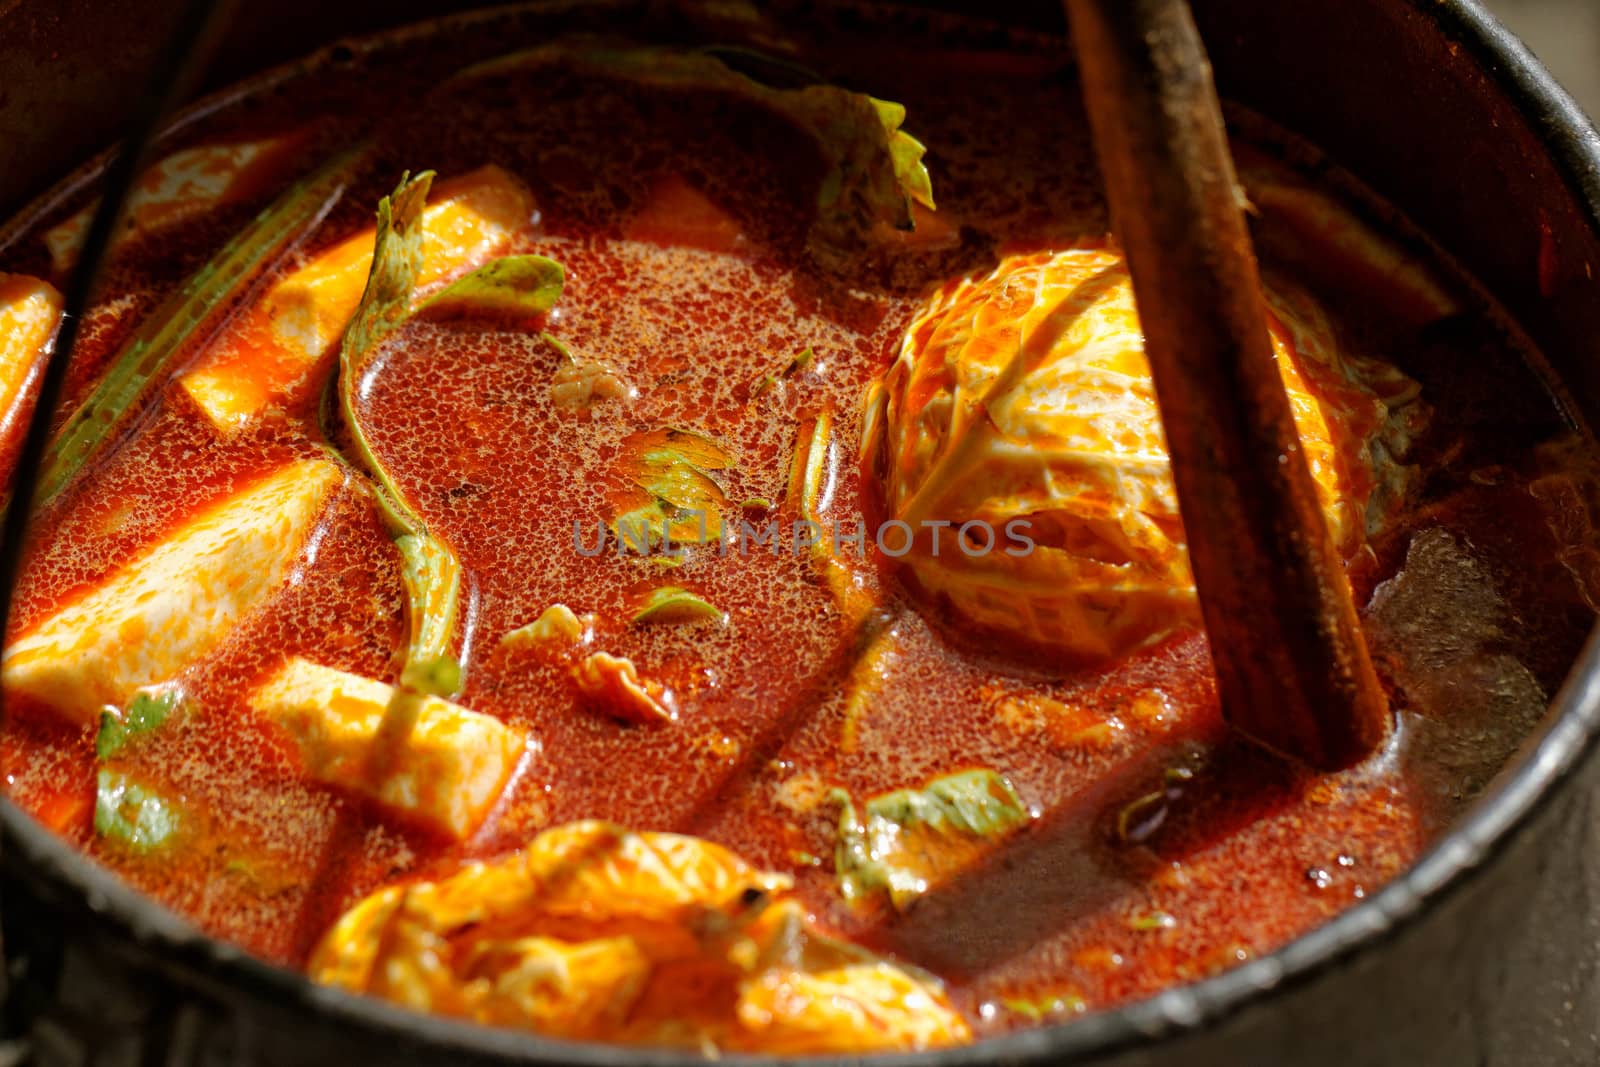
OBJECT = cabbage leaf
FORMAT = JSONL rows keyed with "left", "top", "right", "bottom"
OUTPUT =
{"left": 454, "top": 43, "right": 935, "bottom": 264}
{"left": 422, "top": 254, "right": 564, "bottom": 319}
{"left": 94, "top": 769, "right": 180, "bottom": 852}
{"left": 631, "top": 585, "right": 726, "bottom": 626}
{"left": 832, "top": 768, "right": 1030, "bottom": 910}
{"left": 608, "top": 427, "right": 734, "bottom": 549}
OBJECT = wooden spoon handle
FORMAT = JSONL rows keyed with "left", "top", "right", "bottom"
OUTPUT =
{"left": 1064, "top": 0, "right": 1390, "bottom": 768}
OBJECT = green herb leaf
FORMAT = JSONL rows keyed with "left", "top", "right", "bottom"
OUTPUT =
{"left": 422, "top": 254, "right": 564, "bottom": 319}
{"left": 832, "top": 768, "right": 1031, "bottom": 910}
{"left": 631, "top": 586, "right": 726, "bottom": 626}
{"left": 94, "top": 769, "right": 180, "bottom": 851}
{"left": 36, "top": 145, "right": 368, "bottom": 507}
{"left": 95, "top": 689, "right": 179, "bottom": 761}
{"left": 452, "top": 44, "right": 935, "bottom": 264}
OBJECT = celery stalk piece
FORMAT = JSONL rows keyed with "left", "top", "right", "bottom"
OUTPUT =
{"left": 35, "top": 144, "right": 367, "bottom": 507}
{"left": 328, "top": 171, "right": 565, "bottom": 696}
{"left": 787, "top": 408, "right": 875, "bottom": 623}
{"left": 331, "top": 172, "right": 459, "bottom": 695}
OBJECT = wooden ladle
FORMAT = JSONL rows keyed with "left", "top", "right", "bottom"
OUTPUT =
{"left": 1063, "top": 0, "right": 1389, "bottom": 769}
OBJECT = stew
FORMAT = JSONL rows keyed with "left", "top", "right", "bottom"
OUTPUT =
{"left": 0, "top": 5, "right": 1594, "bottom": 1055}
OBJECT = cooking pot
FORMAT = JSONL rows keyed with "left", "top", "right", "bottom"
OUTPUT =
{"left": 1, "top": 2, "right": 1597, "bottom": 1064}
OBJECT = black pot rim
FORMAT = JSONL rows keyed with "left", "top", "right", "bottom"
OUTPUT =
{"left": 5, "top": 1, "right": 1600, "bottom": 1064}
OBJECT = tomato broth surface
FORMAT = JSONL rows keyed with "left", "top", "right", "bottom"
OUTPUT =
{"left": 1, "top": 2, "right": 1596, "bottom": 1050}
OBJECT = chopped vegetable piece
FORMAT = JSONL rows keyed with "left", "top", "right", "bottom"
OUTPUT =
{"left": 422, "top": 254, "right": 563, "bottom": 319}
{"left": 180, "top": 164, "right": 538, "bottom": 431}
{"left": 631, "top": 426, "right": 734, "bottom": 472}
{"left": 837, "top": 621, "right": 897, "bottom": 753}
{"left": 44, "top": 133, "right": 308, "bottom": 277}
{"left": 550, "top": 354, "right": 631, "bottom": 411}
{"left": 95, "top": 689, "right": 180, "bottom": 760}
{"left": 572, "top": 651, "right": 676, "bottom": 723}
{"left": 608, "top": 427, "right": 734, "bottom": 548}
{"left": 788, "top": 408, "right": 875, "bottom": 623}
{"left": 543, "top": 329, "right": 632, "bottom": 410}
{"left": 735, "top": 962, "right": 968, "bottom": 1054}
{"left": 454, "top": 44, "right": 934, "bottom": 263}
{"left": 248, "top": 657, "right": 525, "bottom": 839}
{"left": 631, "top": 586, "right": 726, "bottom": 626}
{"left": 309, "top": 820, "right": 969, "bottom": 1052}
{"left": 94, "top": 769, "right": 180, "bottom": 852}
{"left": 500, "top": 604, "right": 593, "bottom": 658}
{"left": 0, "top": 273, "right": 63, "bottom": 456}
{"left": 3, "top": 458, "right": 342, "bottom": 724}
{"left": 1116, "top": 790, "right": 1170, "bottom": 845}
{"left": 832, "top": 768, "right": 1031, "bottom": 910}
{"left": 37, "top": 147, "right": 366, "bottom": 505}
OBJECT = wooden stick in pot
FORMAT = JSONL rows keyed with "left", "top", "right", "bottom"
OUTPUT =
{"left": 1063, "top": 0, "right": 1389, "bottom": 768}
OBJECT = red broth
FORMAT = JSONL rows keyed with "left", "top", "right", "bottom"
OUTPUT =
{"left": 1, "top": 4, "right": 1595, "bottom": 1042}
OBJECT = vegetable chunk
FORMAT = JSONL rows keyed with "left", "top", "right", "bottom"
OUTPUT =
{"left": 0, "top": 273, "right": 63, "bottom": 433}
{"left": 248, "top": 657, "right": 525, "bottom": 839}
{"left": 178, "top": 165, "right": 535, "bottom": 430}
{"left": 2, "top": 458, "right": 342, "bottom": 723}
{"left": 869, "top": 245, "right": 1426, "bottom": 659}
{"left": 833, "top": 768, "right": 1032, "bottom": 910}
{"left": 310, "top": 821, "right": 970, "bottom": 1052}
{"left": 43, "top": 134, "right": 306, "bottom": 277}
{"left": 94, "top": 769, "right": 181, "bottom": 852}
